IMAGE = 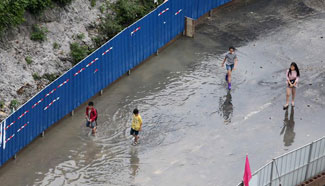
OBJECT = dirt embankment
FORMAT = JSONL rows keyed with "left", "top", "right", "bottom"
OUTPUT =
{"left": 0, "top": 0, "right": 106, "bottom": 120}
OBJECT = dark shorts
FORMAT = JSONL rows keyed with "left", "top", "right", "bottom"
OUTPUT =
{"left": 226, "top": 64, "right": 234, "bottom": 71}
{"left": 130, "top": 128, "right": 139, "bottom": 136}
{"left": 287, "top": 79, "right": 296, "bottom": 88}
{"left": 86, "top": 121, "right": 97, "bottom": 129}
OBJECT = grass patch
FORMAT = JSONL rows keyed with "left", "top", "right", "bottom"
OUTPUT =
{"left": 70, "top": 42, "right": 91, "bottom": 65}
{"left": 53, "top": 42, "right": 60, "bottom": 49}
{"left": 43, "top": 73, "right": 60, "bottom": 82}
{"left": 32, "top": 72, "right": 42, "bottom": 81}
{"left": 27, "top": 0, "right": 52, "bottom": 15}
{"left": 99, "top": 3, "right": 106, "bottom": 13}
{"left": 52, "top": 0, "right": 73, "bottom": 6}
{"left": 76, "top": 33, "right": 85, "bottom": 40}
{"left": 0, "top": 100, "right": 4, "bottom": 109}
{"left": 9, "top": 99, "right": 19, "bottom": 109}
{"left": 25, "top": 56, "right": 33, "bottom": 65}
{"left": 30, "top": 24, "right": 48, "bottom": 42}
{"left": 90, "top": 0, "right": 96, "bottom": 7}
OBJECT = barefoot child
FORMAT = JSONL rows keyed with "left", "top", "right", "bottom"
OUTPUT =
{"left": 222, "top": 46, "right": 238, "bottom": 90}
{"left": 130, "top": 109, "right": 142, "bottom": 145}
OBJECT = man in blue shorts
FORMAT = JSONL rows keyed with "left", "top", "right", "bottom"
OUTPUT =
{"left": 222, "top": 46, "right": 238, "bottom": 90}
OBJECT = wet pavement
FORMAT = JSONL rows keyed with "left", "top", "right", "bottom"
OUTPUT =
{"left": 1, "top": 0, "right": 325, "bottom": 185}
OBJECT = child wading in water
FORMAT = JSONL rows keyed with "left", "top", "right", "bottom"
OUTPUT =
{"left": 283, "top": 62, "right": 300, "bottom": 110}
{"left": 222, "top": 46, "right": 238, "bottom": 90}
{"left": 130, "top": 109, "right": 142, "bottom": 145}
{"left": 85, "top": 101, "right": 98, "bottom": 135}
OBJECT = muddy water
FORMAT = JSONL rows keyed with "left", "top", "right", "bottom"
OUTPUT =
{"left": 1, "top": 0, "right": 325, "bottom": 185}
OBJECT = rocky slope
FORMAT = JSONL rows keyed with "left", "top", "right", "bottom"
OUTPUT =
{"left": 0, "top": 0, "right": 106, "bottom": 120}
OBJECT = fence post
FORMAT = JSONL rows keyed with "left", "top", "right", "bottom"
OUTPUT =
{"left": 185, "top": 17, "right": 195, "bottom": 38}
{"left": 269, "top": 159, "right": 274, "bottom": 186}
{"left": 208, "top": 10, "right": 213, "bottom": 17}
{"left": 305, "top": 142, "right": 314, "bottom": 181}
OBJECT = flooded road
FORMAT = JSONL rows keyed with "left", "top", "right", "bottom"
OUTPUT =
{"left": 1, "top": 0, "right": 325, "bottom": 185}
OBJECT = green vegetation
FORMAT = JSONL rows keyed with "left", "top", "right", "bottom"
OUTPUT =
{"left": 52, "top": 0, "right": 73, "bottom": 6}
{"left": 110, "top": 0, "right": 147, "bottom": 27}
{"left": 43, "top": 73, "right": 60, "bottom": 82}
{"left": 70, "top": 42, "right": 91, "bottom": 65}
{"left": 53, "top": 42, "right": 60, "bottom": 49}
{"left": 32, "top": 72, "right": 42, "bottom": 80}
{"left": 90, "top": 0, "right": 96, "bottom": 7}
{"left": 25, "top": 56, "right": 33, "bottom": 64}
{"left": 9, "top": 99, "right": 19, "bottom": 109}
{"left": 99, "top": 3, "right": 106, "bottom": 13}
{"left": 94, "top": 0, "right": 163, "bottom": 47}
{"left": 27, "top": 0, "right": 52, "bottom": 14}
{"left": 0, "top": 0, "right": 72, "bottom": 35}
{"left": 98, "top": 15, "right": 123, "bottom": 42}
{"left": 0, "top": 100, "right": 4, "bottom": 109}
{"left": 30, "top": 24, "right": 48, "bottom": 42}
{"left": 91, "top": 36, "right": 105, "bottom": 48}
{"left": 0, "top": 1, "right": 28, "bottom": 34}
{"left": 76, "top": 33, "right": 85, "bottom": 40}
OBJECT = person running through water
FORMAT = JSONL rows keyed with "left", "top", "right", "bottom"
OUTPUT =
{"left": 222, "top": 46, "right": 238, "bottom": 90}
{"left": 85, "top": 101, "right": 98, "bottom": 135}
{"left": 130, "top": 108, "right": 142, "bottom": 145}
{"left": 283, "top": 62, "right": 300, "bottom": 110}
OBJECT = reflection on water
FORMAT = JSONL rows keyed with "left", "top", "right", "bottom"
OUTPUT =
{"left": 280, "top": 107, "right": 295, "bottom": 146}
{"left": 219, "top": 90, "right": 233, "bottom": 124}
{"left": 130, "top": 147, "right": 140, "bottom": 177}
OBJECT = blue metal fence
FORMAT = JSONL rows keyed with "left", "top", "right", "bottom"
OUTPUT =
{"left": 0, "top": 0, "right": 231, "bottom": 167}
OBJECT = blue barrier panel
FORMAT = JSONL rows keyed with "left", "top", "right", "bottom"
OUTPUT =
{"left": 198, "top": 0, "right": 209, "bottom": 17}
{"left": 170, "top": 0, "right": 185, "bottom": 38}
{"left": 156, "top": 2, "right": 170, "bottom": 49}
{"left": 0, "top": 0, "right": 232, "bottom": 167}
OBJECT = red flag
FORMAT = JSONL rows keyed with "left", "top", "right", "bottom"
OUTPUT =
{"left": 243, "top": 155, "right": 252, "bottom": 186}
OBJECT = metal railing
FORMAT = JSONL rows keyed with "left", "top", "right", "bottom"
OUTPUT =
{"left": 238, "top": 136, "right": 325, "bottom": 186}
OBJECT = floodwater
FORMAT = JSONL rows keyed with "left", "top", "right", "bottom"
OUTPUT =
{"left": 1, "top": 0, "right": 325, "bottom": 185}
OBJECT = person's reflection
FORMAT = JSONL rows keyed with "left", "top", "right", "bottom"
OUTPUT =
{"left": 219, "top": 90, "right": 233, "bottom": 124}
{"left": 130, "top": 147, "right": 140, "bottom": 177}
{"left": 280, "top": 107, "right": 295, "bottom": 146}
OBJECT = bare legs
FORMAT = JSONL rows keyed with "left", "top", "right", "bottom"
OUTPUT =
{"left": 291, "top": 87, "right": 296, "bottom": 106}
{"left": 285, "top": 87, "right": 291, "bottom": 106}
{"left": 132, "top": 134, "right": 139, "bottom": 145}
{"left": 135, "top": 135, "right": 139, "bottom": 143}
{"left": 285, "top": 87, "right": 296, "bottom": 109}
{"left": 227, "top": 70, "right": 232, "bottom": 84}
{"left": 92, "top": 126, "right": 96, "bottom": 135}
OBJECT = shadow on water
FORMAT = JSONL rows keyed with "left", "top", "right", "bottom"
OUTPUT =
{"left": 218, "top": 90, "right": 233, "bottom": 124}
{"left": 129, "top": 147, "right": 140, "bottom": 177}
{"left": 280, "top": 107, "right": 296, "bottom": 146}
